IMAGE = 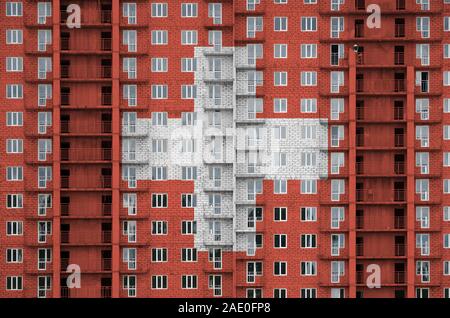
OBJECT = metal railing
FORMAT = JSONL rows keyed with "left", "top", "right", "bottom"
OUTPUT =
{"left": 60, "top": 230, "right": 112, "bottom": 244}
{"left": 61, "top": 148, "right": 112, "bottom": 161}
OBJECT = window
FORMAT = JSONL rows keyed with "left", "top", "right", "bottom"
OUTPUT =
{"left": 445, "top": 207, "right": 450, "bottom": 221}
{"left": 6, "top": 84, "right": 23, "bottom": 99}
{"left": 416, "top": 17, "right": 430, "bottom": 38}
{"left": 6, "top": 248, "right": 22, "bottom": 263}
{"left": 6, "top": 276, "right": 22, "bottom": 290}
{"left": 38, "top": 57, "right": 52, "bottom": 79}
{"left": 274, "top": 261, "right": 287, "bottom": 276}
{"left": 274, "top": 17, "right": 288, "bottom": 31}
{"left": 273, "top": 126, "right": 287, "bottom": 140}
{"left": 7, "top": 166, "right": 23, "bottom": 181}
{"left": 300, "top": 99, "right": 317, "bottom": 113}
{"left": 37, "top": 194, "right": 51, "bottom": 216}
{"left": 123, "top": 85, "right": 137, "bottom": 106}
{"left": 274, "top": 72, "right": 288, "bottom": 86}
{"left": 6, "top": 112, "right": 22, "bottom": 126}
{"left": 152, "top": 139, "right": 168, "bottom": 153}
{"left": 7, "top": 221, "right": 23, "bottom": 235}
{"left": 330, "top": 17, "right": 344, "bottom": 38}
{"left": 181, "top": 85, "right": 197, "bottom": 99}
{"left": 123, "top": 193, "right": 137, "bottom": 215}
{"left": 274, "top": 234, "right": 287, "bottom": 248}
{"left": 208, "top": 3, "right": 222, "bottom": 24}
{"left": 331, "top": 152, "right": 345, "bottom": 174}
{"left": 416, "top": 261, "right": 430, "bottom": 283}
{"left": 6, "top": 2, "right": 22, "bottom": 16}
{"left": 181, "top": 58, "right": 197, "bottom": 72}
{"left": 181, "top": 248, "right": 197, "bottom": 262}
{"left": 331, "top": 207, "right": 345, "bottom": 229}
{"left": 6, "top": 57, "right": 22, "bottom": 72}
{"left": 123, "top": 275, "right": 136, "bottom": 297}
{"left": 37, "top": 30, "right": 52, "bottom": 51}
{"left": 152, "top": 194, "right": 168, "bottom": 208}
{"left": 37, "top": 248, "right": 52, "bottom": 270}
{"left": 151, "top": 248, "right": 167, "bottom": 262}
{"left": 274, "top": 44, "right": 287, "bottom": 58}
{"left": 182, "top": 275, "right": 198, "bottom": 289}
{"left": 331, "top": 261, "right": 345, "bottom": 283}
{"left": 301, "top": 234, "right": 317, "bottom": 248}
{"left": 151, "top": 275, "right": 168, "bottom": 289}
{"left": 274, "top": 207, "right": 287, "bottom": 221}
{"left": 181, "top": 166, "right": 197, "bottom": 180}
{"left": 301, "top": 44, "right": 317, "bottom": 58}
{"left": 181, "top": 221, "right": 197, "bottom": 235}
{"left": 181, "top": 3, "right": 197, "bottom": 17}
{"left": 331, "top": 179, "right": 345, "bottom": 201}
{"left": 7, "top": 194, "right": 22, "bottom": 208}
{"left": 122, "top": 221, "right": 137, "bottom": 243}
{"left": 122, "top": 3, "right": 137, "bottom": 24}
{"left": 300, "top": 261, "right": 317, "bottom": 275}
{"left": 273, "top": 98, "right": 287, "bottom": 113}
{"left": 151, "top": 58, "right": 167, "bottom": 73}
{"left": 331, "top": 234, "right": 345, "bottom": 256}
{"left": 301, "top": 72, "right": 317, "bottom": 86}
{"left": 247, "top": 17, "right": 263, "bottom": 38}
{"left": 6, "top": 29, "right": 22, "bottom": 44}
{"left": 151, "top": 221, "right": 168, "bottom": 235}
{"left": 151, "top": 30, "right": 168, "bottom": 45}
{"left": 301, "top": 180, "right": 317, "bottom": 194}
{"left": 301, "top": 17, "right": 317, "bottom": 31}
{"left": 151, "top": 85, "right": 168, "bottom": 99}
{"left": 331, "top": 71, "right": 344, "bottom": 93}
{"left": 301, "top": 288, "right": 317, "bottom": 298}
{"left": 37, "top": 2, "right": 51, "bottom": 24}
{"left": 301, "top": 152, "right": 317, "bottom": 167}
{"left": 181, "top": 30, "right": 198, "bottom": 45}
{"left": 331, "top": 125, "right": 345, "bottom": 147}
{"left": 7, "top": 139, "right": 23, "bottom": 153}
{"left": 151, "top": 3, "right": 168, "bottom": 17}
{"left": 300, "top": 207, "right": 317, "bottom": 222}
{"left": 181, "top": 194, "right": 197, "bottom": 208}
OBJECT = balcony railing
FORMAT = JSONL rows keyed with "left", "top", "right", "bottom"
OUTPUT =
{"left": 60, "top": 38, "right": 112, "bottom": 51}
{"left": 60, "top": 230, "right": 112, "bottom": 244}
{"left": 61, "top": 286, "right": 112, "bottom": 298}
{"left": 355, "top": 162, "right": 405, "bottom": 175}
{"left": 355, "top": 216, "right": 406, "bottom": 230}
{"left": 61, "top": 121, "right": 112, "bottom": 134}
{"left": 356, "top": 189, "right": 406, "bottom": 202}
{"left": 60, "top": 203, "right": 112, "bottom": 217}
{"left": 60, "top": 10, "right": 111, "bottom": 24}
{"left": 395, "top": 271, "right": 406, "bottom": 284}
{"left": 61, "top": 66, "right": 112, "bottom": 79}
{"left": 61, "top": 175, "right": 112, "bottom": 189}
{"left": 356, "top": 79, "right": 406, "bottom": 93}
{"left": 60, "top": 93, "right": 112, "bottom": 107}
{"left": 356, "top": 244, "right": 406, "bottom": 257}
{"left": 395, "top": 24, "right": 405, "bottom": 38}
{"left": 61, "top": 148, "right": 112, "bottom": 161}
{"left": 356, "top": 52, "right": 404, "bottom": 66}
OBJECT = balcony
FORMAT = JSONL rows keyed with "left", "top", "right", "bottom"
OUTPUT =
{"left": 356, "top": 244, "right": 406, "bottom": 258}
{"left": 60, "top": 258, "right": 111, "bottom": 272}
{"left": 61, "top": 121, "right": 112, "bottom": 135}
{"left": 355, "top": 162, "right": 405, "bottom": 176}
{"left": 60, "top": 230, "right": 112, "bottom": 245}
{"left": 356, "top": 189, "right": 406, "bottom": 203}
{"left": 61, "top": 286, "right": 111, "bottom": 298}
{"left": 61, "top": 93, "right": 112, "bottom": 107}
{"left": 356, "top": 216, "right": 406, "bottom": 231}
{"left": 356, "top": 271, "right": 406, "bottom": 286}
{"left": 356, "top": 52, "right": 405, "bottom": 66}
{"left": 61, "top": 203, "right": 112, "bottom": 218}
{"left": 356, "top": 79, "right": 406, "bottom": 95}
{"left": 61, "top": 148, "right": 112, "bottom": 162}
{"left": 61, "top": 175, "right": 112, "bottom": 189}
{"left": 60, "top": 10, "right": 111, "bottom": 25}
{"left": 61, "top": 38, "right": 112, "bottom": 52}
{"left": 61, "top": 65, "right": 112, "bottom": 81}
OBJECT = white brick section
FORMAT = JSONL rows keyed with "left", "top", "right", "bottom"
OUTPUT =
{"left": 121, "top": 46, "right": 329, "bottom": 252}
